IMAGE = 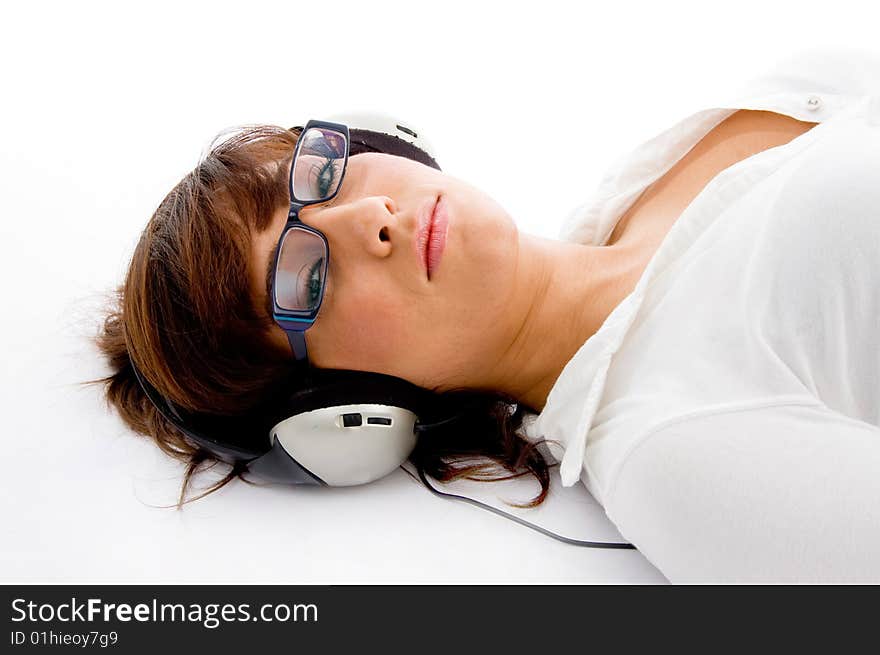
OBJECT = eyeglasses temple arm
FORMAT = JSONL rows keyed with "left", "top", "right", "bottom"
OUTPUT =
{"left": 287, "top": 330, "right": 308, "bottom": 362}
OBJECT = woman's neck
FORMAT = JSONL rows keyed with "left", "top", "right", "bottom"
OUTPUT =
{"left": 476, "top": 230, "right": 641, "bottom": 413}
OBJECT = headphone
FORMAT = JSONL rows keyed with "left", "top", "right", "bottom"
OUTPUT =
{"left": 130, "top": 111, "right": 635, "bottom": 550}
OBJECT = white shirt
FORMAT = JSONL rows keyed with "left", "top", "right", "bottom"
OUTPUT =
{"left": 521, "top": 47, "right": 880, "bottom": 580}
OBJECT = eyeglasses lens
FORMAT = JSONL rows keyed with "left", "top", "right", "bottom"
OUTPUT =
{"left": 291, "top": 127, "right": 347, "bottom": 203}
{"left": 275, "top": 228, "right": 327, "bottom": 312}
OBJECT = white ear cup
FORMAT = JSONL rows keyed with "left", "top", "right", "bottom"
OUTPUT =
{"left": 270, "top": 403, "right": 419, "bottom": 486}
{"left": 323, "top": 110, "right": 439, "bottom": 164}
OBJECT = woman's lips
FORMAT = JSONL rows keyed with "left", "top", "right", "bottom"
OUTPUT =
{"left": 416, "top": 195, "right": 448, "bottom": 281}
{"left": 426, "top": 196, "right": 448, "bottom": 280}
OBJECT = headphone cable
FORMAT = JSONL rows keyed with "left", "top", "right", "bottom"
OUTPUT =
{"left": 403, "top": 464, "right": 635, "bottom": 550}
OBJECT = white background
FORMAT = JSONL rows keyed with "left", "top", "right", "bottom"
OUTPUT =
{"left": 1, "top": 0, "right": 877, "bottom": 583}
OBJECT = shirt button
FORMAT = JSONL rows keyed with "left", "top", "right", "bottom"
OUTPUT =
{"left": 806, "top": 95, "right": 822, "bottom": 111}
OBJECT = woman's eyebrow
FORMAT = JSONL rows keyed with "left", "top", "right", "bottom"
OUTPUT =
{"left": 264, "top": 239, "right": 281, "bottom": 319}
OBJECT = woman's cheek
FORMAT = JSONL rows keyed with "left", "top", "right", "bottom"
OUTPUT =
{"left": 320, "top": 298, "right": 410, "bottom": 369}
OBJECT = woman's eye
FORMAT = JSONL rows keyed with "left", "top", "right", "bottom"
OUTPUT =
{"left": 299, "top": 257, "right": 324, "bottom": 310}
{"left": 310, "top": 156, "right": 338, "bottom": 198}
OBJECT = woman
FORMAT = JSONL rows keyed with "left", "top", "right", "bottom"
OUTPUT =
{"left": 95, "top": 47, "right": 880, "bottom": 581}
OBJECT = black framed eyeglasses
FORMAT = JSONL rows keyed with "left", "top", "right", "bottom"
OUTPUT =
{"left": 270, "top": 119, "right": 350, "bottom": 364}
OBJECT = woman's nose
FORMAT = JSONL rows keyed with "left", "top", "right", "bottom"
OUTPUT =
{"left": 300, "top": 195, "right": 398, "bottom": 257}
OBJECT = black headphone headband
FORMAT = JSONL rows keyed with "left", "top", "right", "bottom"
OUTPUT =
{"left": 290, "top": 125, "right": 441, "bottom": 171}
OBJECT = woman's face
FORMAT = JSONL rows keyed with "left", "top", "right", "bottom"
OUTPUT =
{"left": 250, "top": 151, "right": 521, "bottom": 392}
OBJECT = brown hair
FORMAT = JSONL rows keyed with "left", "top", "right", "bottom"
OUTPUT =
{"left": 87, "top": 124, "right": 560, "bottom": 509}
